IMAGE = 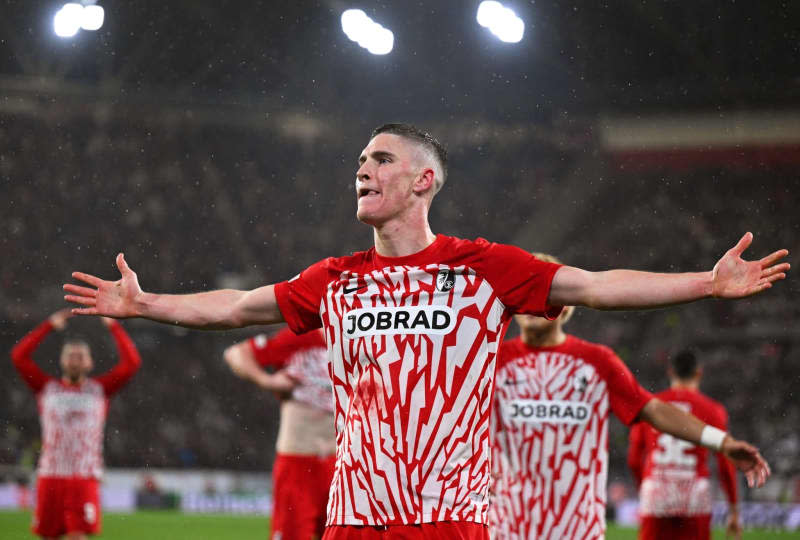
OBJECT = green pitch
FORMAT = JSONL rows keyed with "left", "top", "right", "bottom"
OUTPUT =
{"left": 0, "top": 510, "right": 798, "bottom": 539}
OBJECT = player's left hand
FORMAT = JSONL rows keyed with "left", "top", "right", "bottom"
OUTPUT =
{"left": 711, "top": 232, "right": 789, "bottom": 298}
{"left": 721, "top": 436, "right": 770, "bottom": 488}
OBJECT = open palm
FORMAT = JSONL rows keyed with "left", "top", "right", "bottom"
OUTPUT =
{"left": 64, "top": 253, "right": 143, "bottom": 318}
{"left": 711, "top": 232, "right": 789, "bottom": 298}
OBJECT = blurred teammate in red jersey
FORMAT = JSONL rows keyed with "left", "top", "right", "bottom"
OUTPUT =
{"left": 64, "top": 124, "right": 788, "bottom": 539}
{"left": 628, "top": 350, "right": 744, "bottom": 540}
{"left": 489, "top": 254, "right": 768, "bottom": 540}
{"left": 223, "top": 327, "right": 334, "bottom": 540}
{"left": 10, "top": 309, "right": 142, "bottom": 540}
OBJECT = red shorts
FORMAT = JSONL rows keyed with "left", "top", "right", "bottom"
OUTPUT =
{"left": 33, "top": 476, "right": 101, "bottom": 537}
{"left": 639, "top": 515, "right": 711, "bottom": 540}
{"left": 272, "top": 453, "right": 336, "bottom": 540}
{"left": 323, "top": 522, "right": 488, "bottom": 540}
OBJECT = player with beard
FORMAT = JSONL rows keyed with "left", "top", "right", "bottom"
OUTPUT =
{"left": 628, "top": 350, "right": 743, "bottom": 540}
{"left": 488, "top": 254, "right": 767, "bottom": 540}
{"left": 64, "top": 124, "right": 787, "bottom": 539}
{"left": 223, "top": 327, "right": 334, "bottom": 540}
{"left": 11, "top": 309, "right": 141, "bottom": 540}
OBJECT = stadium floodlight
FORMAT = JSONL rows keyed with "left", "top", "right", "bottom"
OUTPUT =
{"left": 81, "top": 4, "right": 105, "bottom": 31}
{"left": 54, "top": 3, "right": 84, "bottom": 38}
{"left": 341, "top": 9, "right": 394, "bottom": 55}
{"left": 53, "top": 1, "right": 104, "bottom": 38}
{"left": 476, "top": 1, "right": 524, "bottom": 43}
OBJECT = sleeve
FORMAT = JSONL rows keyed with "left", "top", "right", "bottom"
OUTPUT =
{"left": 273, "top": 258, "right": 334, "bottom": 334}
{"left": 479, "top": 242, "right": 563, "bottom": 319}
{"left": 94, "top": 321, "right": 142, "bottom": 396}
{"left": 627, "top": 421, "right": 646, "bottom": 486}
{"left": 10, "top": 320, "right": 55, "bottom": 393}
{"left": 249, "top": 328, "right": 298, "bottom": 369}
{"left": 712, "top": 404, "right": 738, "bottom": 505}
{"left": 252, "top": 327, "right": 326, "bottom": 370}
{"left": 602, "top": 347, "right": 654, "bottom": 426}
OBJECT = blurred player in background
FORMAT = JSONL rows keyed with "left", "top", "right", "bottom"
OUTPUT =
{"left": 223, "top": 327, "right": 334, "bottom": 540}
{"left": 489, "top": 254, "right": 767, "bottom": 540}
{"left": 628, "top": 350, "right": 743, "bottom": 540}
{"left": 65, "top": 124, "right": 788, "bottom": 539}
{"left": 10, "top": 309, "right": 142, "bottom": 540}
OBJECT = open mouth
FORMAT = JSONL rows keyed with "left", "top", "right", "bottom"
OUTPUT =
{"left": 358, "top": 187, "right": 381, "bottom": 199}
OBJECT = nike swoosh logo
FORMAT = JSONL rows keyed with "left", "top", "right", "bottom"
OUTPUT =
{"left": 342, "top": 284, "right": 367, "bottom": 294}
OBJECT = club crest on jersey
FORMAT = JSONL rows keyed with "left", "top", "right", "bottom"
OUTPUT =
{"left": 344, "top": 306, "right": 456, "bottom": 339}
{"left": 436, "top": 269, "right": 456, "bottom": 292}
{"left": 573, "top": 366, "right": 592, "bottom": 394}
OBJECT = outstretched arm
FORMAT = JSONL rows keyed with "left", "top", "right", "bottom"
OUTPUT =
{"left": 549, "top": 233, "right": 789, "bottom": 309}
{"left": 223, "top": 341, "right": 297, "bottom": 393}
{"left": 638, "top": 399, "right": 770, "bottom": 488}
{"left": 64, "top": 253, "right": 284, "bottom": 329}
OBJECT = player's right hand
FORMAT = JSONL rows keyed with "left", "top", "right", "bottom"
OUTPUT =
{"left": 64, "top": 253, "right": 143, "bottom": 318}
{"left": 721, "top": 436, "right": 771, "bottom": 488}
{"left": 48, "top": 308, "right": 73, "bottom": 330}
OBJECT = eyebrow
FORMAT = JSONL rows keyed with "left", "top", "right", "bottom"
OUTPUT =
{"left": 358, "top": 150, "right": 396, "bottom": 165}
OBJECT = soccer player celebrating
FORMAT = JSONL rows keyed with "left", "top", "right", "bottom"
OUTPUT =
{"left": 223, "top": 327, "right": 334, "bottom": 540}
{"left": 488, "top": 255, "right": 767, "bottom": 540}
{"left": 628, "top": 350, "right": 745, "bottom": 540}
{"left": 10, "top": 309, "right": 142, "bottom": 540}
{"left": 64, "top": 124, "right": 788, "bottom": 538}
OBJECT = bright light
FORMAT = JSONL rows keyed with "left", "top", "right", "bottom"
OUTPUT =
{"left": 53, "top": 2, "right": 104, "bottom": 38}
{"left": 341, "top": 9, "right": 394, "bottom": 55}
{"left": 81, "top": 5, "right": 105, "bottom": 31}
{"left": 476, "top": 1, "right": 524, "bottom": 43}
{"left": 54, "top": 3, "right": 83, "bottom": 38}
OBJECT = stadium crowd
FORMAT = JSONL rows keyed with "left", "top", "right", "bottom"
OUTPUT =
{"left": 1, "top": 107, "right": 797, "bottom": 502}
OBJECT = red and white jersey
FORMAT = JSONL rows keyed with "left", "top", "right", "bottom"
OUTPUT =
{"left": 249, "top": 327, "right": 333, "bottom": 413}
{"left": 627, "top": 388, "right": 737, "bottom": 517}
{"left": 274, "top": 235, "right": 562, "bottom": 526}
{"left": 489, "top": 335, "right": 652, "bottom": 540}
{"left": 11, "top": 320, "right": 141, "bottom": 479}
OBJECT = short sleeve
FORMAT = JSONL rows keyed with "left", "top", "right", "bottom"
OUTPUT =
{"left": 479, "top": 242, "right": 563, "bottom": 319}
{"left": 602, "top": 348, "right": 653, "bottom": 425}
{"left": 250, "top": 327, "right": 327, "bottom": 369}
{"left": 274, "top": 258, "right": 334, "bottom": 334}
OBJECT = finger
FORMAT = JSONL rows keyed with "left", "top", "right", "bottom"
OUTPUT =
{"left": 71, "top": 307, "right": 99, "bottom": 316}
{"left": 731, "top": 232, "right": 753, "bottom": 256}
{"left": 761, "top": 264, "right": 790, "bottom": 279}
{"left": 759, "top": 249, "right": 789, "bottom": 267}
{"left": 746, "top": 470, "right": 754, "bottom": 488}
{"left": 116, "top": 253, "right": 131, "bottom": 274}
{"left": 64, "top": 295, "right": 97, "bottom": 307}
{"left": 63, "top": 284, "right": 97, "bottom": 297}
{"left": 72, "top": 272, "right": 104, "bottom": 287}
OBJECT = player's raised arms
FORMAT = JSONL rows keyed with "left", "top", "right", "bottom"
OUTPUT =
{"left": 64, "top": 253, "right": 283, "bottom": 329}
{"left": 549, "top": 232, "right": 789, "bottom": 310}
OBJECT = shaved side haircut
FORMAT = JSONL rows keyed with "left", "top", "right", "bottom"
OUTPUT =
{"left": 371, "top": 123, "right": 448, "bottom": 193}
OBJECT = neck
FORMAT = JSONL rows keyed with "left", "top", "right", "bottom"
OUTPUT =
{"left": 520, "top": 325, "right": 567, "bottom": 348}
{"left": 372, "top": 209, "right": 436, "bottom": 258}
{"left": 62, "top": 374, "right": 85, "bottom": 385}
{"left": 671, "top": 379, "right": 699, "bottom": 391}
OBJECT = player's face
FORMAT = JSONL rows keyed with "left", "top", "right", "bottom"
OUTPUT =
{"left": 355, "top": 134, "right": 421, "bottom": 225}
{"left": 60, "top": 343, "right": 93, "bottom": 379}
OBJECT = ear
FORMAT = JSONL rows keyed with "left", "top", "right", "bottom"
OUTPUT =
{"left": 412, "top": 168, "right": 436, "bottom": 194}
